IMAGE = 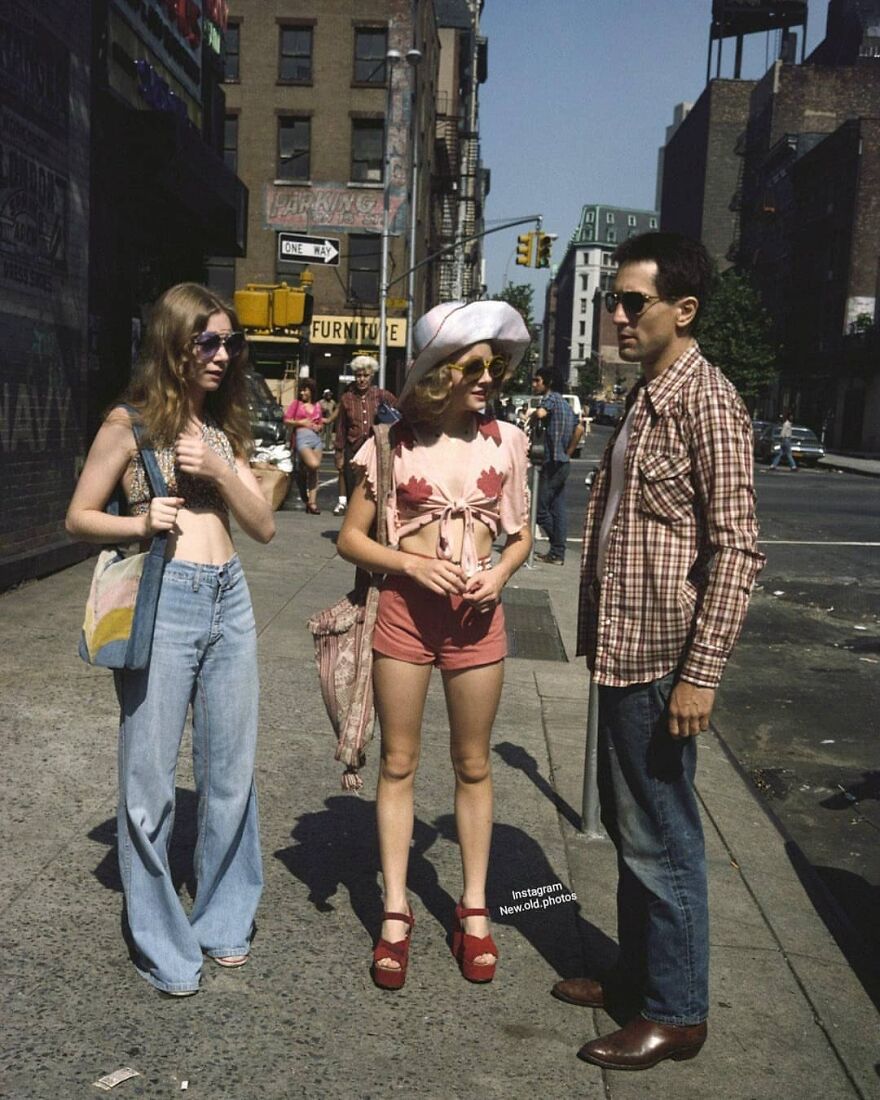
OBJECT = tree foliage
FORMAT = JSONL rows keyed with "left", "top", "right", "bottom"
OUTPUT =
{"left": 492, "top": 283, "right": 537, "bottom": 390}
{"left": 697, "top": 270, "right": 777, "bottom": 401}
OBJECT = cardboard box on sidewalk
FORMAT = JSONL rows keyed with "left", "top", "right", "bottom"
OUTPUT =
{"left": 250, "top": 462, "right": 290, "bottom": 510}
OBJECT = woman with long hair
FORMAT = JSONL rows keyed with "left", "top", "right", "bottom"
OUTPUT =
{"left": 336, "top": 300, "right": 532, "bottom": 990}
{"left": 66, "top": 283, "right": 275, "bottom": 996}
{"left": 284, "top": 377, "right": 324, "bottom": 514}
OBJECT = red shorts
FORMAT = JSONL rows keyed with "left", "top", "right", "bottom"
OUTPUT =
{"left": 373, "top": 574, "right": 507, "bottom": 670}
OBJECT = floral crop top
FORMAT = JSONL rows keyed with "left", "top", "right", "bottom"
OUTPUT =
{"left": 352, "top": 416, "right": 530, "bottom": 577}
{"left": 125, "top": 425, "right": 236, "bottom": 516}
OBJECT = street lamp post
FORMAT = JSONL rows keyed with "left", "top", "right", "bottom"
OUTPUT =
{"left": 404, "top": 47, "right": 422, "bottom": 365}
{"left": 378, "top": 48, "right": 402, "bottom": 391}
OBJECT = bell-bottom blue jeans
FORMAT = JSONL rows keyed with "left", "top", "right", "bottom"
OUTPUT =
{"left": 115, "top": 555, "right": 263, "bottom": 994}
{"left": 597, "top": 673, "right": 709, "bottom": 1025}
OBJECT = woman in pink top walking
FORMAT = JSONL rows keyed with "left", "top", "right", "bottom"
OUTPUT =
{"left": 284, "top": 378, "right": 324, "bottom": 514}
{"left": 337, "top": 301, "right": 532, "bottom": 990}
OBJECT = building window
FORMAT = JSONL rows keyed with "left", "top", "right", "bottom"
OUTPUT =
{"left": 585, "top": 210, "right": 595, "bottom": 223}
{"left": 351, "top": 119, "right": 384, "bottom": 182}
{"left": 348, "top": 234, "right": 380, "bottom": 303}
{"left": 224, "top": 22, "right": 240, "bottom": 81}
{"left": 649, "top": 216, "right": 658, "bottom": 228}
{"left": 585, "top": 226, "right": 594, "bottom": 241}
{"left": 581, "top": 274, "right": 589, "bottom": 292}
{"left": 627, "top": 214, "right": 636, "bottom": 226}
{"left": 602, "top": 252, "right": 612, "bottom": 264}
{"left": 580, "top": 299, "right": 587, "bottom": 313}
{"left": 578, "top": 344, "right": 584, "bottom": 358}
{"left": 223, "top": 114, "right": 238, "bottom": 172}
{"left": 606, "top": 211, "right": 615, "bottom": 223}
{"left": 278, "top": 117, "right": 310, "bottom": 181}
{"left": 206, "top": 257, "right": 235, "bottom": 300}
{"left": 607, "top": 229, "right": 616, "bottom": 243}
{"left": 354, "top": 27, "right": 388, "bottom": 84}
{"left": 579, "top": 321, "right": 586, "bottom": 336}
{"left": 279, "top": 25, "right": 312, "bottom": 82}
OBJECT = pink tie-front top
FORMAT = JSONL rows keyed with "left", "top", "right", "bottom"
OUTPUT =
{"left": 352, "top": 416, "right": 530, "bottom": 577}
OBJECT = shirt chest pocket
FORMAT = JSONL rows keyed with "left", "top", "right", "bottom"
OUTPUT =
{"left": 638, "top": 450, "right": 693, "bottom": 524}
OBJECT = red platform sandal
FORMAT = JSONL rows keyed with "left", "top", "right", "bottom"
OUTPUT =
{"left": 371, "top": 910, "right": 414, "bottom": 991}
{"left": 452, "top": 901, "right": 498, "bottom": 983}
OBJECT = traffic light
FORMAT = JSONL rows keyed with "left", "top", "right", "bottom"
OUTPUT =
{"left": 535, "top": 232, "right": 553, "bottom": 269}
{"left": 273, "top": 285, "right": 306, "bottom": 327}
{"left": 515, "top": 232, "right": 534, "bottom": 267}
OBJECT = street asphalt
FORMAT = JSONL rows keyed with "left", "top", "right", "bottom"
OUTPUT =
{"left": 2, "top": 497, "right": 879, "bottom": 1099}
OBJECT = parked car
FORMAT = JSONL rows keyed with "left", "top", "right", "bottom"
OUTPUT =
{"left": 592, "top": 401, "right": 624, "bottom": 426}
{"left": 756, "top": 424, "right": 825, "bottom": 466}
{"left": 751, "top": 419, "right": 771, "bottom": 454}
{"left": 245, "top": 369, "right": 286, "bottom": 444}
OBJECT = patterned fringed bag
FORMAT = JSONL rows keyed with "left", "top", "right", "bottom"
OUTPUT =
{"left": 308, "top": 423, "right": 392, "bottom": 790}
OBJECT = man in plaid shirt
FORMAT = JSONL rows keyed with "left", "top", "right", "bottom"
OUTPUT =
{"left": 531, "top": 367, "right": 584, "bottom": 564}
{"left": 553, "top": 233, "right": 764, "bottom": 1071}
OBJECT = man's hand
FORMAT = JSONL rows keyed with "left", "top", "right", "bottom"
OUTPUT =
{"left": 668, "top": 682, "right": 716, "bottom": 738}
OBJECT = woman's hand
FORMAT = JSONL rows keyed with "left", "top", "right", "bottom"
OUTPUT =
{"left": 462, "top": 567, "right": 505, "bottom": 611}
{"left": 174, "top": 431, "right": 227, "bottom": 481}
{"left": 406, "top": 555, "right": 467, "bottom": 596}
{"left": 143, "top": 496, "right": 186, "bottom": 537}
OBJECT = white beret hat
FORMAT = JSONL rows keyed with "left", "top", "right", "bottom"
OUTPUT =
{"left": 400, "top": 300, "right": 530, "bottom": 400}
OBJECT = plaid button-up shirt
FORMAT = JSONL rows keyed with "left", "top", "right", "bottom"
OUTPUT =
{"left": 539, "top": 390, "right": 577, "bottom": 463}
{"left": 576, "top": 343, "right": 764, "bottom": 689}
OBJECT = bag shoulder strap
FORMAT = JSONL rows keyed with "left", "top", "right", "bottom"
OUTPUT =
{"left": 117, "top": 403, "right": 170, "bottom": 499}
{"left": 372, "top": 423, "right": 392, "bottom": 547}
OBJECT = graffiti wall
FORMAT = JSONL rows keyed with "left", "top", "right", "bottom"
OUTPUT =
{"left": 0, "top": 0, "right": 90, "bottom": 585}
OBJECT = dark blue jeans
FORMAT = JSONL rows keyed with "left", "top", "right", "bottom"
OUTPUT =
{"left": 597, "top": 673, "right": 709, "bottom": 1025}
{"left": 536, "top": 459, "right": 570, "bottom": 560}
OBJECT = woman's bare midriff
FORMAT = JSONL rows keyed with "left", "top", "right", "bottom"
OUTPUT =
{"left": 398, "top": 516, "right": 494, "bottom": 569}
{"left": 165, "top": 509, "right": 236, "bottom": 565}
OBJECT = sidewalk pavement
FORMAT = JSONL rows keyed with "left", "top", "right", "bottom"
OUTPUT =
{"left": 819, "top": 452, "right": 880, "bottom": 478}
{"left": 1, "top": 505, "right": 878, "bottom": 1099}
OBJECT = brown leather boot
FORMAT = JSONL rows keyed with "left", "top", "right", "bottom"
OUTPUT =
{"left": 551, "top": 977, "right": 607, "bottom": 1008}
{"left": 577, "top": 1015, "right": 707, "bottom": 1070}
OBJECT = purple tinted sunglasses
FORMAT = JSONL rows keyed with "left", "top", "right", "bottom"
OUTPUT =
{"left": 193, "top": 330, "right": 246, "bottom": 361}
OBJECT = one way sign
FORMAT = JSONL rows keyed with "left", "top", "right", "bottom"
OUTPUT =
{"left": 278, "top": 233, "right": 340, "bottom": 266}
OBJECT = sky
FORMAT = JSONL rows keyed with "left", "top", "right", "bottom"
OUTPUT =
{"left": 478, "top": 0, "right": 833, "bottom": 301}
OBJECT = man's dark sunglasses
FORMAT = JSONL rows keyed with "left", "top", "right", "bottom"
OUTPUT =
{"left": 603, "top": 291, "right": 663, "bottom": 317}
{"left": 193, "top": 330, "right": 246, "bottom": 360}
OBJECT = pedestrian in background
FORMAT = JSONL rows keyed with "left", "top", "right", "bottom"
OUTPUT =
{"left": 554, "top": 233, "right": 763, "bottom": 1069}
{"left": 66, "top": 283, "right": 275, "bottom": 996}
{"left": 769, "top": 409, "right": 797, "bottom": 470}
{"left": 319, "top": 388, "right": 338, "bottom": 449}
{"left": 284, "top": 378, "right": 324, "bottom": 514}
{"left": 530, "top": 367, "right": 583, "bottom": 565}
{"left": 337, "top": 300, "right": 531, "bottom": 991}
{"left": 332, "top": 355, "right": 396, "bottom": 515}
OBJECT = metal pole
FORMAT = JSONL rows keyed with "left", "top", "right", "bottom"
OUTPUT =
{"left": 580, "top": 678, "right": 604, "bottom": 837}
{"left": 405, "top": 48, "right": 422, "bottom": 363}
{"left": 525, "top": 461, "right": 540, "bottom": 568}
{"left": 378, "top": 49, "right": 401, "bottom": 391}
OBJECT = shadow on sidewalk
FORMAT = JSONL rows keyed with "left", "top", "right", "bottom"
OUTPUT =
{"left": 274, "top": 796, "right": 616, "bottom": 981}
{"left": 494, "top": 741, "right": 581, "bottom": 831}
{"left": 88, "top": 787, "right": 199, "bottom": 901}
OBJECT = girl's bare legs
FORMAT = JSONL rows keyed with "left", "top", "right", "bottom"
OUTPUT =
{"left": 443, "top": 660, "right": 504, "bottom": 965}
{"left": 372, "top": 655, "right": 432, "bottom": 970}
{"left": 298, "top": 447, "right": 321, "bottom": 508}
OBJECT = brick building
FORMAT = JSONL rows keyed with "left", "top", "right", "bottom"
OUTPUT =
{"left": 217, "top": 0, "right": 490, "bottom": 395}
{"left": 659, "top": 80, "right": 756, "bottom": 268}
